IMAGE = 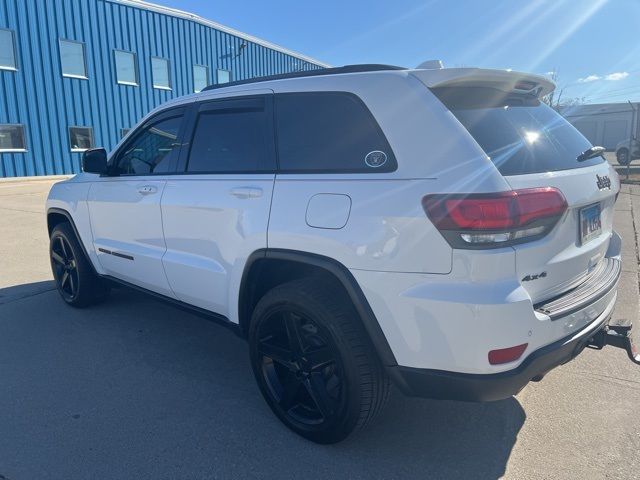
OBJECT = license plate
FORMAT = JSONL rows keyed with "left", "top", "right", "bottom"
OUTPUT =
{"left": 580, "top": 203, "right": 602, "bottom": 245}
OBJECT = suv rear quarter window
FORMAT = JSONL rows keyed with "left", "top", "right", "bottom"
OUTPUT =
{"left": 275, "top": 92, "right": 396, "bottom": 173}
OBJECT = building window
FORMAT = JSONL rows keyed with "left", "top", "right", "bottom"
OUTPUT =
{"left": 69, "top": 126, "right": 94, "bottom": 152}
{"left": 151, "top": 57, "right": 170, "bottom": 90}
{"left": 0, "top": 29, "right": 17, "bottom": 71}
{"left": 120, "top": 128, "right": 131, "bottom": 139}
{"left": 193, "top": 64, "right": 209, "bottom": 93}
{"left": 217, "top": 69, "right": 231, "bottom": 84}
{"left": 59, "top": 39, "right": 87, "bottom": 79}
{"left": 0, "top": 124, "right": 26, "bottom": 152}
{"left": 114, "top": 50, "right": 137, "bottom": 86}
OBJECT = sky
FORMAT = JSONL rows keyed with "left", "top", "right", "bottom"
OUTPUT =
{"left": 151, "top": 0, "right": 640, "bottom": 104}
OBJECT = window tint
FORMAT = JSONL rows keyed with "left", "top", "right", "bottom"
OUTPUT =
{"left": 116, "top": 115, "right": 182, "bottom": 174}
{"left": 151, "top": 57, "right": 170, "bottom": 89}
{"left": 114, "top": 50, "right": 137, "bottom": 85}
{"left": 433, "top": 87, "right": 604, "bottom": 176}
{"left": 60, "top": 40, "right": 86, "bottom": 78}
{"left": 275, "top": 92, "right": 396, "bottom": 172}
{"left": 187, "top": 100, "right": 273, "bottom": 173}
{"left": 69, "top": 127, "right": 93, "bottom": 151}
{"left": 193, "top": 64, "right": 209, "bottom": 93}
{"left": 217, "top": 69, "right": 231, "bottom": 84}
{"left": 120, "top": 128, "right": 131, "bottom": 139}
{"left": 0, "top": 124, "right": 26, "bottom": 151}
{"left": 0, "top": 29, "right": 17, "bottom": 70}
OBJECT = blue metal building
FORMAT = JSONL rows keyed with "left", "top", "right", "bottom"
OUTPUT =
{"left": 0, "top": 0, "right": 326, "bottom": 177}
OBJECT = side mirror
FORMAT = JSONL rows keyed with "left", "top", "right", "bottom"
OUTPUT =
{"left": 82, "top": 148, "right": 108, "bottom": 174}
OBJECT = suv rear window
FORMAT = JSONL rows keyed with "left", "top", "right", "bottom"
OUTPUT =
{"left": 432, "top": 87, "right": 604, "bottom": 176}
{"left": 275, "top": 92, "right": 396, "bottom": 173}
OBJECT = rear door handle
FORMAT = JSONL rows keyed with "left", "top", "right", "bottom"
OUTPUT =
{"left": 137, "top": 185, "right": 158, "bottom": 195}
{"left": 230, "top": 187, "right": 263, "bottom": 199}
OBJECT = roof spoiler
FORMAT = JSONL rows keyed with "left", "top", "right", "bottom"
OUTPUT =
{"left": 411, "top": 67, "right": 555, "bottom": 98}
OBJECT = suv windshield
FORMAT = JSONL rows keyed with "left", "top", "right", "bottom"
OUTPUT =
{"left": 433, "top": 86, "right": 604, "bottom": 176}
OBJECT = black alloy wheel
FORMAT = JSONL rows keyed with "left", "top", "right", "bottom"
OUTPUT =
{"left": 617, "top": 148, "right": 630, "bottom": 166}
{"left": 49, "top": 222, "right": 110, "bottom": 307}
{"left": 249, "top": 278, "right": 390, "bottom": 444}
{"left": 256, "top": 308, "right": 345, "bottom": 426}
{"left": 51, "top": 234, "right": 79, "bottom": 302}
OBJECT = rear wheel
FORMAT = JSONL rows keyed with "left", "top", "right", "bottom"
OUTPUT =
{"left": 249, "top": 278, "right": 390, "bottom": 444}
{"left": 49, "top": 222, "right": 109, "bottom": 307}
{"left": 617, "top": 148, "right": 630, "bottom": 166}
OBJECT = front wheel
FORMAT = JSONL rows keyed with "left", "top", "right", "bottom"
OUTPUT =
{"left": 617, "top": 148, "right": 630, "bottom": 166}
{"left": 49, "top": 222, "right": 109, "bottom": 307}
{"left": 249, "top": 278, "right": 390, "bottom": 444}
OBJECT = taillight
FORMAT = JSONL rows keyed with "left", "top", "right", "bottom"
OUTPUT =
{"left": 422, "top": 187, "right": 567, "bottom": 249}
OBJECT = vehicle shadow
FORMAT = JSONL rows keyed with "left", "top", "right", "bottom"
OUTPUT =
{"left": 0, "top": 280, "right": 55, "bottom": 304}
{"left": 0, "top": 283, "right": 525, "bottom": 480}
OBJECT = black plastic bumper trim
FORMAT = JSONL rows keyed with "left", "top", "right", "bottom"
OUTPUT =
{"left": 390, "top": 310, "right": 612, "bottom": 402}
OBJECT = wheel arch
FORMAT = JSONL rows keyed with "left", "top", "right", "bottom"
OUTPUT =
{"left": 47, "top": 207, "right": 98, "bottom": 275}
{"left": 238, "top": 248, "right": 398, "bottom": 367}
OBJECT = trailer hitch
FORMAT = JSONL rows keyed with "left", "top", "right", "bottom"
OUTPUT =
{"left": 587, "top": 323, "right": 640, "bottom": 365}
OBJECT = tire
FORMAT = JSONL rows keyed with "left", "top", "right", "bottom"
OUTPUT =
{"left": 617, "top": 148, "right": 630, "bottom": 166}
{"left": 249, "top": 278, "right": 390, "bottom": 444}
{"left": 49, "top": 222, "right": 110, "bottom": 307}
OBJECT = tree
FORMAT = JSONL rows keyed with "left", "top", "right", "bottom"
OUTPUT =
{"left": 541, "top": 70, "right": 584, "bottom": 111}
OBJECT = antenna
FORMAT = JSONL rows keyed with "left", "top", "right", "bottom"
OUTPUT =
{"left": 416, "top": 60, "right": 444, "bottom": 70}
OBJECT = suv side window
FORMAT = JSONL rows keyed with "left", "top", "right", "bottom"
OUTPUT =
{"left": 185, "top": 96, "right": 276, "bottom": 173}
{"left": 113, "top": 111, "right": 184, "bottom": 175}
{"left": 275, "top": 92, "right": 396, "bottom": 173}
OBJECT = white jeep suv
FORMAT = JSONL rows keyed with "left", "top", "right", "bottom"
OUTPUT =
{"left": 46, "top": 64, "right": 622, "bottom": 443}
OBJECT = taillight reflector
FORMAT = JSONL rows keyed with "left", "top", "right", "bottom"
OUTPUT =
{"left": 488, "top": 343, "right": 528, "bottom": 365}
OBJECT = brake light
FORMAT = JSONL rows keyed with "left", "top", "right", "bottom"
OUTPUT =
{"left": 422, "top": 187, "right": 567, "bottom": 248}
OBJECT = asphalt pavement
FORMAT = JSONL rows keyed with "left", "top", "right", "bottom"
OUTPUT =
{"left": 0, "top": 176, "right": 639, "bottom": 480}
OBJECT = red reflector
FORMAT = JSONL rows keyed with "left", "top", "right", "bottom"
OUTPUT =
{"left": 488, "top": 343, "right": 528, "bottom": 365}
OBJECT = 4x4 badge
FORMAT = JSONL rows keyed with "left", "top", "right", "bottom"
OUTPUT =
{"left": 596, "top": 174, "right": 611, "bottom": 190}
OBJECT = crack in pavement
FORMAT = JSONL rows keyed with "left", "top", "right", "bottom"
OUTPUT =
{"left": 574, "top": 370, "right": 640, "bottom": 389}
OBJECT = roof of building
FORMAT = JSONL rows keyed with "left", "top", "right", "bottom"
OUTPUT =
{"left": 560, "top": 102, "right": 639, "bottom": 117}
{"left": 108, "top": 0, "right": 331, "bottom": 68}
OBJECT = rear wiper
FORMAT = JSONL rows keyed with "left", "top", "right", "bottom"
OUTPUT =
{"left": 577, "top": 146, "right": 606, "bottom": 162}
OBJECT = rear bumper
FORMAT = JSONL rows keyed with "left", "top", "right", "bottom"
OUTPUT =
{"left": 389, "top": 292, "right": 616, "bottom": 402}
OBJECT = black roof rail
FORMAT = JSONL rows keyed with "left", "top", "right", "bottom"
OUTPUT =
{"left": 201, "top": 64, "right": 406, "bottom": 92}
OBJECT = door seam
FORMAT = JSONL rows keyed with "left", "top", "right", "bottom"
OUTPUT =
{"left": 265, "top": 174, "right": 277, "bottom": 248}
{"left": 158, "top": 180, "right": 179, "bottom": 299}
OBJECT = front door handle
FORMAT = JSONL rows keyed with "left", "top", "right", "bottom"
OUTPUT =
{"left": 137, "top": 185, "right": 158, "bottom": 195}
{"left": 230, "top": 187, "right": 263, "bottom": 199}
